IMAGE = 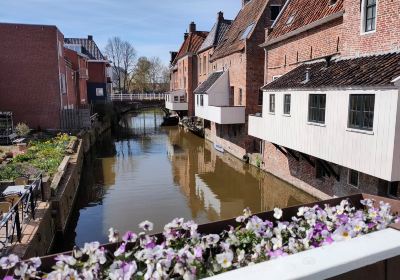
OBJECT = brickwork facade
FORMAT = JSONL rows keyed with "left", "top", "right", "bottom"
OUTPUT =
{"left": 0, "top": 23, "right": 65, "bottom": 129}
{"left": 265, "top": 18, "right": 343, "bottom": 84}
{"left": 342, "top": 0, "right": 400, "bottom": 57}
{"left": 257, "top": 0, "right": 400, "bottom": 198}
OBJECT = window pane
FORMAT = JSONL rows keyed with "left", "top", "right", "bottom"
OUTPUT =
{"left": 348, "top": 94, "right": 374, "bottom": 130}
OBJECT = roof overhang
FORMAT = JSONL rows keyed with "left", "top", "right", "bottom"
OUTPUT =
{"left": 167, "top": 89, "right": 186, "bottom": 96}
{"left": 262, "top": 85, "right": 399, "bottom": 92}
{"left": 261, "top": 11, "right": 344, "bottom": 48}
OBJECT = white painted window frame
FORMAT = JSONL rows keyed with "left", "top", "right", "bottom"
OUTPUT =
{"left": 360, "top": 0, "right": 378, "bottom": 35}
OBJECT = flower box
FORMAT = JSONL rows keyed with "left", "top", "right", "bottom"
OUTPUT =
{"left": 1, "top": 193, "right": 399, "bottom": 279}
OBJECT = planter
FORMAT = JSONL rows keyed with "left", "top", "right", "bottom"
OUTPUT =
{"left": 1, "top": 194, "right": 399, "bottom": 279}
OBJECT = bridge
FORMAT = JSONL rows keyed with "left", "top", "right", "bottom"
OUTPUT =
{"left": 110, "top": 93, "right": 166, "bottom": 102}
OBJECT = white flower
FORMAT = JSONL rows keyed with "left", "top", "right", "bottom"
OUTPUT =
{"left": 108, "top": 228, "right": 119, "bottom": 243}
{"left": 0, "top": 254, "right": 19, "bottom": 269}
{"left": 274, "top": 208, "right": 283, "bottom": 219}
{"left": 139, "top": 220, "right": 154, "bottom": 231}
{"left": 216, "top": 251, "right": 233, "bottom": 268}
{"left": 332, "top": 226, "right": 353, "bottom": 242}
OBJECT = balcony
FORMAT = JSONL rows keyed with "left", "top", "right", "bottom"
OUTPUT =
{"left": 248, "top": 114, "right": 265, "bottom": 140}
{"left": 196, "top": 105, "right": 245, "bottom": 124}
{"left": 165, "top": 89, "right": 188, "bottom": 111}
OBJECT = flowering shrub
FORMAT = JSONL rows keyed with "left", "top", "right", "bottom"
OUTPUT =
{"left": 1, "top": 199, "right": 398, "bottom": 279}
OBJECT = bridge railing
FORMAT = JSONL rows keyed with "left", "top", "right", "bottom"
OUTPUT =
{"left": 110, "top": 93, "right": 167, "bottom": 101}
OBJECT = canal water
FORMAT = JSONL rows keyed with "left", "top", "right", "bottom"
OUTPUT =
{"left": 55, "top": 109, "right": 317, "bottom": 251}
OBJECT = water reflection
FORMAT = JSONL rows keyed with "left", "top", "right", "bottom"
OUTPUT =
{"left": 56, "top": 109, "right": 316, "bottom": 252}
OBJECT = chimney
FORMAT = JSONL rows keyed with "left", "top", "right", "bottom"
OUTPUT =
{"left": 217, "top": 11, "right": 224, "bottom": 21}
{"left": 242, "top": 0, "right": 251, "bottom": 7}
{"left": 304, "top": 67, "right": 311, "bottom": 83}
{"left": 170, "top": 51, "right": 178, "bottom": 64}
{"left": 88, "top": 35, "right": 93, "bottom": 41}
{"left": 325, "top": 56, "right": 332, "bottom": 68}
{"left": 189, "top": 22, "right": 196, "bottom": 33}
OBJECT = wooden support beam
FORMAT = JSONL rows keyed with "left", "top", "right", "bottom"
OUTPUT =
{"left": 320, "top": 160, "right": 340, "bottom": 181}
{"left": 272, "top": 143, "right": 287, "bottom": 156}
{"left": 286, "top": 148, "right": 300, "bottom": 161}
{"left": 300, "top": 153, "right": 315, "bottom": 167}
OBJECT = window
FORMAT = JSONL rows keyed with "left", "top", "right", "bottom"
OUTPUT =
{"left": 286, "top": 14, "right": 295, "bottom": 25}
{"left": 95, "top": 88, "right": 104, "bottom": 97}
{"left": 196, "top": 95, "right": 199, "bottom": 105}
{"left": 203, "top": 56, "right": 207, "bottom": 75}
{"left": 240, "top": 23, "right": 255, "bottom": 40}
{"left": 269, "top": 94, "right": 275, "bottom": 113}
{"left": 60, "top": 74, "right": 66, "bottom": 94}
{"left": 283, "top": 94, "right": 291, "bottom": 115}
{"left": 180, "top": 96, "right": 185, "bottom": 102}
{"left": 308, "top": 94, "right": 326, "bottom": 124}
{"left": 239, "top": 88, "right": 243, "bottom": 105}
{"left": 200, "top": 95, "right": 204, "bottom": 106}
{"left": 272, "top": 75, "right": 282, "bottom": 82}
{"left": 348, "top": 94, "right": 375, "bottom": 131}
{"left": 174, "top": 96, "right": 179, "bottom": 102}
{"left": 258, "top": 89, "right": 263, "bottom": 106}
{"left": 388, "top": 182, "right": 399, "bottom": 198}
{"left": 348, "top": 169, "right": 359, "bottom": 187}
{"left": 270, "top": 5, "right": 281, "bottom": 21}
{"left": 364, "top": 0, "right": 377, "bottom": 32}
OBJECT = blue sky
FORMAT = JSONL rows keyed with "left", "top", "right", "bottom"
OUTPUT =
{"left": 0, "top": 0, "right": 241, "bottom": 65}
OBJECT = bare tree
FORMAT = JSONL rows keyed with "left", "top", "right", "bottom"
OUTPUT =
{"left": 104, "top": 37, "right": 136, "bottom": 94}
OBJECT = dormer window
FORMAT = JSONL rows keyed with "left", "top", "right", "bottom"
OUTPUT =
{"left": 363, "top": 0, "right": 377, "bottom": 33}
{"left": 240, "top": 23, "right": 255, "bottom": 40}
{"left": 286, "top": 14, "right": 295, "bottom": 25}
{"left": 270, "top": 5, "right": 281, "bottom": 21}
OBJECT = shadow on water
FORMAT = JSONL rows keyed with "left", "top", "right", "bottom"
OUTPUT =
{"left": 53, "top": 108, "right": 317, "bottom": 253}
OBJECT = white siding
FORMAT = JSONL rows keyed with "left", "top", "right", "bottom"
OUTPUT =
{"left": 249, "top": 88, "right": 400, "bottom": 181}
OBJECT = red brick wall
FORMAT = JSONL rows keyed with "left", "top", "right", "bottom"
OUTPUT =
{"left": 197, "top": 48, "right": 214, "bottom": 85}
{"left": 342, "top": 0, "right": 400, "bottom": 57}
{"left": 64, "top": 48, "right": 88, "bottom": 105}
{"left": 63, "top": 64, "right": 77, "bottom": 108}
{"left": 262, "top": 142, "right": 388, "bottom": 197}
{"left": 265, "top": 17, "right": 343, "bottom": 84}
{"left": 0, "top": 23, "right": 64, "bottom": 129}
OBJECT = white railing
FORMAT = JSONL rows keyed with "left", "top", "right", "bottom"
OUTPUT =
{"left": 110, "top": 93, "right": 167, "bottom": 101}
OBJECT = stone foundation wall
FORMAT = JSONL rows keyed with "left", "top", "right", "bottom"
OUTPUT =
{"left": 259, "top": 142, "right": 389, "bottom": 198}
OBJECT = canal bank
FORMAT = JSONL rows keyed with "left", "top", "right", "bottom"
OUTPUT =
{"left": 52, "top": 109, "right": 317, "bottom": 252}
{"left": 5, "top": 119, "right": 111, "bottom": 259}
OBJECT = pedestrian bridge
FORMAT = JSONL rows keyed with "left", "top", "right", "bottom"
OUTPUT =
{"left": 110, "top": 93, "right": 166, "bottom": 102}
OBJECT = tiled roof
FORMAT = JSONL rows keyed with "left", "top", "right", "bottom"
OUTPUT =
{"left": 267, "top": 0, "right": 344, "bottom": 41}
{"left": 64, "top": 37, "right": 105, "bottom": 60}
{"left": 198, "top": 17, "right": 232, "bottom": 53}
{"left": 263, "top": 52, "right": 400, "bottom": 90}
{"left": 173, "top": 31, "right": 208, "bottom": 64}
{"left": 194, "top": 71, "right": 224, "bottom": 94}
{"left": 211, "top": 0, "right": 268, "bottom": 61}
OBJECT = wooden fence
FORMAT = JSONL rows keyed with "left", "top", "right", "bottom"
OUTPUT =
{"left": 60, "top": 108, "right": 95, "bottom": 131}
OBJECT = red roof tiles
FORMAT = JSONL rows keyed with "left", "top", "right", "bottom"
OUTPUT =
{"left": 211, "top": 0, "right": 268, "bottom": 61}
{"left": 267, "top": 0, "right": 344, "bottom": 41}
{"left": 262, "top": 52, "right": 400, "bottom": 90}
{"left": 173, "top": 31, "right": 208, "bottom": 64}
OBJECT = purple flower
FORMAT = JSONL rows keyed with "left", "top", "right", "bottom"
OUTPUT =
{"left": 122, "top": 231, "right": 137, "bottom": 243}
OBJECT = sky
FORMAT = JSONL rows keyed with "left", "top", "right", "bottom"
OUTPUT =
{"left": 0, "top": 0, "right": 241, "bottom": 66}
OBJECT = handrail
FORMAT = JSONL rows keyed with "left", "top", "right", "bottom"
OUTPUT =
{"left": 110, "top": 93, "right": 167, "bottom": 101}
{"left": 0, "top": 173, "right": 43, "bottom": 255}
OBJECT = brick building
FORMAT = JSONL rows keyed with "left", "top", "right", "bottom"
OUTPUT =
{"left": 0, "top": 23, "right": 67, "bottom": 129}
{"left": 65, "top": 36, "right": 113, "bottom": 103}
{"left": 194, "top": 0, "right": 285, "bottom": 159}
{"left": 249, "top": 0, "right": 400, "bottom": 198}
{"left": 64, "top": 47, "right": 89, "bottom": 107}
{"left": 166, "top": 22, "right": 208, "bottom": 117}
